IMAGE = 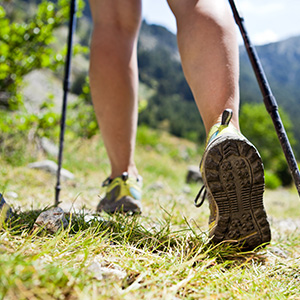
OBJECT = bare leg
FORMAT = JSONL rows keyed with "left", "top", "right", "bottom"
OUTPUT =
{"left": 167, "top": 0, "right": 240, "bottom": 133}
{"left": 89, "top": 0, "right": 141, "bottom": 178}
{"left": 167, "top": 0, "right": 271, "bottom": 250}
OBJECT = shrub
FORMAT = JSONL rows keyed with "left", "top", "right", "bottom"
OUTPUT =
{"left": 240, "top": 103, "right": 294, "bottom": 187}
{"left": 264, "top": 170, "right": 281, "bottom": 190}
{"left": 0, "top": 0, "right": 85, "bottom": 109}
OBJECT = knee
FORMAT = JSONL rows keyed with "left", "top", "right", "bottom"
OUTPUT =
{"left": 169, "top": 0, "right": 235, "bottom": 33}
{"left": 92, "top": 17, "right": 141, "bottom": 40}
{"left": 90, "top": 1, "right": 141, "bottom": 40}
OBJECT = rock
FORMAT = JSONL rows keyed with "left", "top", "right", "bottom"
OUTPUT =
{"left": 88, "top": 260, "right": 127, "bottom": 281}
{"left": 22, "top": 69, "right": 78, "bottom": 114}
{"left": 34, "top": 207, "right": 68, "bottom": 233}
{"left": 182, "top": 186, "right": 191, "bottom": 194}
{"left": 186, "top": 165, "right": 202, "bottom": 184}
{"left": 148, "top": 181, "right": 164, "bottom": 191}
{"left": 40, "top": 137, "right": 59, "bottom": 157}
{"left": 6, "top": 191, "right": 18, "bottom": 199}
{"left": 28, "top": 160, "right": 75, "bottom": 181}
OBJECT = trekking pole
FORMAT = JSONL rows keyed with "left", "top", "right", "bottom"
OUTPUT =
{"left": 228, "top": 0, "right": 300, "bottom": 197}
{"left": 55, "top": 0, "right": 77, "bottom": 206}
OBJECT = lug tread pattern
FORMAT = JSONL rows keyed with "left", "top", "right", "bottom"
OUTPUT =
{"left": 204, "top": 137, "right": 271, "bottom": 250}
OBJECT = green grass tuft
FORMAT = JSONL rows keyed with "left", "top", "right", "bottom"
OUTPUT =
{"left": 1, "top": 130, "right": 300, "bottom": 299}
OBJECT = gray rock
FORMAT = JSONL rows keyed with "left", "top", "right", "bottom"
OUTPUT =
{"left": 40, "top": 137, "right": 59, "bottom": 157}
{"left": 22, "top": 69, "right": 78, "bottom": 114}
{"left": 148, "top": 181, "right": 165, "bottom": 191}
{"left": 182, "top": 186, "right": 191, "bottom": 194}
{"left": 28, "top": 160, "right": 75, "bottom": 181}
{"left": 88, "top": 260, "right": 127, "bottom": 281}
{"left": 6, "top": 191, "right": 18, "bottom": 199}
{"left": 186, "top": 165, "right": 202, "bottom": 184}
{"left": 34, "top": 207, "right": 68, "bottom": 233}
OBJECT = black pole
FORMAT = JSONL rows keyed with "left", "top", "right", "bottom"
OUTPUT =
{"left": 228, "top": 0, "right": 300, "bottom": 196}
{"left": 55, "top": 0, "right": 77, "bottom": 206}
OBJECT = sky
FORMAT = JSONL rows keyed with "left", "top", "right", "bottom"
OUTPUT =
{"left": 142, "top": 0, "right": 300, "bottom": 45}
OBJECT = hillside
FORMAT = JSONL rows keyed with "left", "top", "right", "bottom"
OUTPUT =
{"left": 2, "top": 4, "right": 300, "bottom": 297}
{"left": 14, "top": 0, "right": 300, "bottom": 157}
{"left": 138, "top": 23, "right": 300, "bottom": 153}
{"left": 240, "top": 37, "right": 300, "bottom": 154}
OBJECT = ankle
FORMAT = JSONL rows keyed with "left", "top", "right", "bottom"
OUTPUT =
{"left": 110, "top": 165, "right": 139, "bottom": 179}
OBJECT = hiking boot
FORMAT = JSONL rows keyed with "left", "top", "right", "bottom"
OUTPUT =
{"left": 97, "top": 172, "right": 143, "bottom": 214}
{"left": 0, "top": 193, "right": 13, "bottom": 221}
{"left": 195, "top": 109, "right": 271, "bottom": 250}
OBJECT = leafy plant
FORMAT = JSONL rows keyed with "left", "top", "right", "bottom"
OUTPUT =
{"left": 264, "top": 170, "right": 281, "bottom": 190}
{"left": 0, "top": 0, "right": 85, "bottom": 109}
{"left": 0, "top": 99, "right": 61, "bottom": 164}
{"left": 240, "top": 103, "right": 295, "bottom": 186}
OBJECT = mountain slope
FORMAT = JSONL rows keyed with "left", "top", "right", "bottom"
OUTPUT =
{"left": 138, "top": 22, "right": 300, "bottom": 155}
{"left": 239, "top": 36, "right": 300, "bottom": 154}
{"left": 13, "top": 0, "right": 300, "bottom": 156}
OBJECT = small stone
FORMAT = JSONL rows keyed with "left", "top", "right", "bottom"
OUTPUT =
{"left": 6, "top": 191, "right": 18, "bottom": 199}
{"left": 186, "top": 165, "right": 202, "bottom": 184}
{"left": 182, "top": 186, "right": 191, "bottom": 194}
{"left": 34, "top": 207, "right": 68, "bottom": 233}
{"left": 148, "top": 181, "right": 164, "bottom": 191}
{"left": 28, "top": 160, "right": 75, "bottom": 181}
{"left": 88, "top": 260, "right": 127, "bottom": 281}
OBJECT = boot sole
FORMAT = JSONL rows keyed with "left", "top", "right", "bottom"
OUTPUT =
{"left": 203, "top": 135, "right": 271, "bottom": 250}
{"left": 97, "top": 196, "right": 142, "bottom": 215}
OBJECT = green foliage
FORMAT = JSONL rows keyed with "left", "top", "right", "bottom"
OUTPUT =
{"left": 0, "top": 100, "right": 60, "bottom": 164}
{"left": 138, "top": 47, "right": 193, "bottom": 102}
{"left": 265, "top": 170, "right": 282, "bottom": 190}
{"left": 67, "top": 102, "right": 98, "bottom": 139}
{"left": 240, "top": 103, "right": 294, "bottom": 187}
{"left": 137, "top": 23, "right": 207, "bottom": 143}
{"left": 68, "top": 76, "right": 99, "bottom": 138}
{"left": 0, "top": 0, "right": 85, "bottom": 109}
{"left": 240, "top": 39, "right": 300, "bottom": 159}
{"left": 139, "top": 94, "right": 205, "bottom": 143}
{"left": 136, "top": 125, "right": 161, "bottom": 148}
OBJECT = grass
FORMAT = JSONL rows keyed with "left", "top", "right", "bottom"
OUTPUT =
{"left": 1, "top": 128, "right": 300, "bottom": 299}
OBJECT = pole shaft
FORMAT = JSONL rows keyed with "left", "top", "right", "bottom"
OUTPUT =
{"left": 228, "top": 0, "right": 300, "bottom": 196}
{"left": 55, "top": 0, "right": 77, "bottom": 205}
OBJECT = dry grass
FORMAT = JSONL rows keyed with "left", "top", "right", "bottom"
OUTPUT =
{"left": 1, "top": 131, "right": 300, "bottom": 299}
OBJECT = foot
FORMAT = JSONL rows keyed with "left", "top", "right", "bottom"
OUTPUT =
{"left": 0, "top": 194, "right": 12, "bottom": 221}
{"left": 196, "top": 109, "right": 271, "bottom": 250}
{"left": 97, "top": 172, "right": 143, "bottom": 214}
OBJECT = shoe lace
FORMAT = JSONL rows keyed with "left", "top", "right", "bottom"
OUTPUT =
{"left": 102, "top": 172, "right": 129, "bottom": 187}
{"left": 102, "top": 177, "right": 112, "bottom": 187}
{"left": 194, "top": 185, "right": 207, "bottom": 208}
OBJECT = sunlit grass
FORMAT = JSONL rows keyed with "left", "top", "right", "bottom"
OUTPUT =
{"left": 1, "top": 128, "right": 300, "bottom": 299}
